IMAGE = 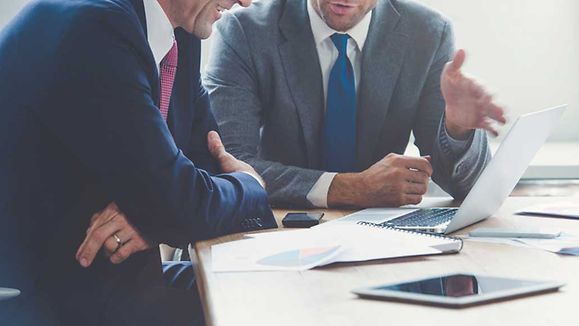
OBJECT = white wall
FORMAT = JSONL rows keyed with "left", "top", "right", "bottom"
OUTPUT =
{"left": 204, "top": 0, "right": 579, "bottom": 141}
{"left": 419, "top": 0, "right": 579, "bottom": 141}
{"left": 3, "top": 0, "right": 578, "bottom": 142}
{"left": 0, "top": 1, "right": 29, "bottom": 27}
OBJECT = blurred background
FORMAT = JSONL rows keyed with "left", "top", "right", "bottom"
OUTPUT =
{"left": 2, "top": 0, "right": 578, "bottom": 181}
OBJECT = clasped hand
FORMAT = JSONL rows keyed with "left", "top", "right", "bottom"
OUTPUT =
{"left": 76, "top": 131, "right": 262, "bottom": 267}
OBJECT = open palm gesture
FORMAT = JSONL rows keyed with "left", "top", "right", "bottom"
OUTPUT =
{"left": 441, "top": 50, "right": 506, "bottom": 138}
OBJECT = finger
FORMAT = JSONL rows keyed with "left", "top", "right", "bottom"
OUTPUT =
{"left": 238, "top": 0, "right": 252, "bottom": 7}
{"left": 89, "top": 202, "right": 121, "bottom": 231}
{"left": 403, "top": 194, "right": 423, "bottom": 206}
{"left": 103, "top": 237, "right": 118, "bottom": 257}
{"left": 405, "top": 170, "right": 430, "bottom": 185}
{"left": 110, "top": 237, "right": 150, "bottom": 265}
{"left": 478, "top": 119, "right": 499, "bottom": 137}
{"left": 402, "top": 157, "right": 433, "bottom": 177}
{"left": 423, "top": 155, "right": 432, "bottom": 163}
{"left": 469, "top": 80, "right": 486, "bottom": 99}
{"left": 76, "top": 218, "right": 122, "bottom": 268}
{"left": 404, "top": 181, "right": 428, "bottom": 196}
{"left": 449, "top": 49, "right": 466, "bottom": 73}
{"left": 207, "top": 131, "right": 226, "bottom": 159}
{"left": 486, "top": 103, "right": 507, "bottom": 125}
{"left": 476, "top": 93, "right": 492, "bottom": 108}
{"left": 102, "top": 228, "right": 133, "bottom": 256}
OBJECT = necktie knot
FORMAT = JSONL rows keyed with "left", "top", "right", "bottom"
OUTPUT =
{"left": 330, "top": 33, "right": 350, "bottom": 55}
{"left": 161, "top": 40, "right": 179, "bottom": 68}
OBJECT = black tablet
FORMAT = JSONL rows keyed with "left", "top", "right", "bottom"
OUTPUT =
{"left": 352, "top": 274, "right": 564, "bottom": 308}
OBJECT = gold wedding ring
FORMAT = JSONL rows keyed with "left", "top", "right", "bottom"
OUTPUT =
{"left": 112, "top": 233, "right": 123, "bottom": 253}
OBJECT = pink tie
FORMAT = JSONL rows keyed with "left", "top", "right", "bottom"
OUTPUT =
{"left": 159, "top": 40, "right": 178, "bottom": 121}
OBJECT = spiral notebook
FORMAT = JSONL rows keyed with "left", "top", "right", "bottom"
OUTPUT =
{"left": 212, "top": 223, "right": 462, "bottom": 272}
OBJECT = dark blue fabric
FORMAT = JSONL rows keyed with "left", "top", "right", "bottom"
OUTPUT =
{"left": 161, "top": 261, "right": 205, "bottom": 326}
{"left": 0, "top": 0, "right": 276, "bottom": 324}
{"left": 162, "top": 261, "right": 196, "bottom": 291}
{"left": 322, "top": 33, "right": 357, "bottom": 172}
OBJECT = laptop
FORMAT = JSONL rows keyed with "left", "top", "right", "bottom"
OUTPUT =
{"left": 330, "top": 105, "right": 566, "bottom": 234}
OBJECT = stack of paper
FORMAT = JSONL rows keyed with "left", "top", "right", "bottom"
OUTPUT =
{"left": 515, "top": 233, "right": 579, "bottom": 256}
{"left": 211, "top": 224, "right": 462, "bottom": 272}
{"left": 517, "top": 201, "right": 579, "bottom": 219}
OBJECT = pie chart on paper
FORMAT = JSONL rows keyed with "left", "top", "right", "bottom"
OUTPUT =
{"left": 257, "top": 245, "right": 341, "bottom": 268}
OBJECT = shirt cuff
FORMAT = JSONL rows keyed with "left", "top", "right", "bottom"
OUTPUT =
{"left": 240, "top": 171, "right": 265, "bottom": 189}
{"left": 440, "top": 123, "right": 475, "bottom": 157}
{"left": 306, "top": 172, "right": 338, "bottom": 208}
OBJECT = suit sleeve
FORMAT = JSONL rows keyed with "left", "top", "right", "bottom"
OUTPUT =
{"left": 33, "top": 7, "right": 275, "bottom": 247}
{"left": 413, "top": 20, "right": 491, "bottom": 199}
{"left": 203, "top": 15, "right": 325, "bottom": 208}
{"left": 183, "top": 74, "right": 221, "bottom": 175}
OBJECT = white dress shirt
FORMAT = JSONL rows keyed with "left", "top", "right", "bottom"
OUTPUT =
{"left": 143, "top": 0, "right": 265, "bottom": 188}
{"left": 305, "top": 1, "right": 372, "bottom": 208}
{"left": 143, "top": 0, "right": 175, "bottom": 74}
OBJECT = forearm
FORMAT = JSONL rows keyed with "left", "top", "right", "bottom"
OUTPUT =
{"left": 327, "top": 153, "right": 430, "bottom": 208}
{"left": 244, "top": 156, "right": 325, "bottom": 208}
{"left": 327, "top": 173, "right": 362, "bottom": 208}
{"left": 43, "top": 12, "right": 275, "bottom": 249}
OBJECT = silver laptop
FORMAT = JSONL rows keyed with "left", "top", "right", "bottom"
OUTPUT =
{"left": 348, "top": 105, "right": 566, "bottom": 234}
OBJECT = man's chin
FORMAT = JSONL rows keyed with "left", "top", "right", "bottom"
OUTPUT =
{"left": 323, "top": 16, "right": 357, "bottom": 32}
{"left": 192, "top": 25, "right": 213, "bottom": 39}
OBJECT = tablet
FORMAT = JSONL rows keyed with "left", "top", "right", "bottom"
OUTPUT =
{"left": 352, "top": 274, "right": 564, "bottom": 308}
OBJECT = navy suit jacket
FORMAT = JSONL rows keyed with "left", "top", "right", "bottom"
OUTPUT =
{"left": 0, "top": 0, "right": 275, "bottom": 323}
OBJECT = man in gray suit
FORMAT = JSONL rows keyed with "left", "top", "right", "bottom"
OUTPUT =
{"left": 204, "top": 0, "right": 506, "bottom": 208}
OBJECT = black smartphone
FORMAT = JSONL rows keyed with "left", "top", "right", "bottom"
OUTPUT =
{"left": 282, "top": 212, "right": 324, "bottom": 228}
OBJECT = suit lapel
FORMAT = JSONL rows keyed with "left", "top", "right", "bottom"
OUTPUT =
{"left": 278, "top": 0, "right": 325, "bottom": 167}
{"left": 131, "top": 0, "right": 188, "bottom": 145}
{"left": 128, "top": 0, "right": 160, "bottom": 106}
{"left": 167, "top": 29, "right": 196, "bottom": 149}
{"left": 356, "top": 0, "right": 409, "bottom": 170}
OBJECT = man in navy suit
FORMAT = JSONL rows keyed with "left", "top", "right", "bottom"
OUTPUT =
{"left": 0, "top": 0, "right": 274, "bottom": 324}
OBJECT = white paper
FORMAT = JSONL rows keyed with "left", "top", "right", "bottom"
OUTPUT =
{"left": 518, "top": 201, "right": 579, "bottom": 219}
{"left": 461, "top": 236, "right": 530, "bottom": 248}
{"left": 315, "top": 224, "right": 443, "bottom": 263}
{"left": 213, "top": 224, "right": 459, "bottom": 272}
{"left": 313, "top": 208, "right": 418, "bottom": 228}
{"left": 515, "top": 233, "right": 579, "bottom": 253}
{"left": 212, "top": 237, "right": 342, "bottom": 272}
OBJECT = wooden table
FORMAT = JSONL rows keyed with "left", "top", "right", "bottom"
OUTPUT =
{"left": 191, "top": 197, "right": 579, "bottom": 326}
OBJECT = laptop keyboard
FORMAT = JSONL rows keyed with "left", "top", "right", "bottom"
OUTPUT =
{"left": 380, "top": 208, "right": 458, "bottom": 228}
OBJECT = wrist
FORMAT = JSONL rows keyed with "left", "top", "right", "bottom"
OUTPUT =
{"left": 444, "top": 114, "right": 472, "bottom": 140}
{"left": 327, "top": 173, "right": 363, "bottom": 208}
{"left": 240, "top": 171, "right": 265, "bottom": 189}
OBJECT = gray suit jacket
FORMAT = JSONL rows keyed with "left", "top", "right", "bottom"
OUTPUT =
{"left": 204, "top": 0, "right": 490, "bottom": 208}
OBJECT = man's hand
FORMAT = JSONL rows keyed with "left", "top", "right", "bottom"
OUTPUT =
{"left": 328, "top": 154, "right": 432, "bottom": 208}
{"left": 441, "top": 49, "right": 506, "bottom": 138}
{"left": 76, "top": 202, "right": 152, "bottom": 268}
{"left": 207, "top": 131, "right": 265, "bottom": 187}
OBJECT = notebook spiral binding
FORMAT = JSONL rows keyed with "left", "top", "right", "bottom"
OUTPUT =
{"left": 356, "top": 221, "right": 464, "bottom": 251}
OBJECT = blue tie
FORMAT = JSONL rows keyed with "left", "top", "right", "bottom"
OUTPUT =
{"left": 323, "top": 33, "right": 357, "bottom": 172}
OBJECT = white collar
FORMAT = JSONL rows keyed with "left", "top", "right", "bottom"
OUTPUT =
{"left": 307, "top": 0, "right": 372, "bottom": 51}
{"left": 143, "top": 0, "right": 175, "bottom": 67}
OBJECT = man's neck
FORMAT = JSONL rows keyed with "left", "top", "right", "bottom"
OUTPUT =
{"left": 156, "top": 0, "right": 178, "bottom": 29}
